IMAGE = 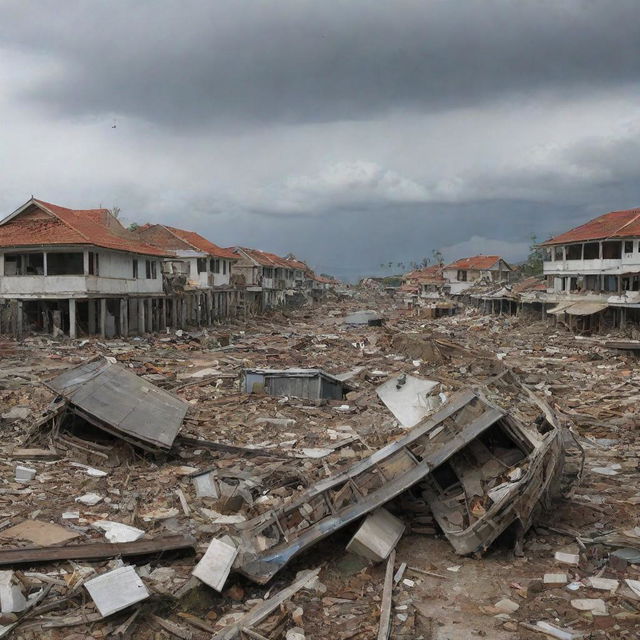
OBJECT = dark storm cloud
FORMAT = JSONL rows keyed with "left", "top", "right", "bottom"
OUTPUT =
{"left": 2, "top": 0, "right": 640, "bottom": 127}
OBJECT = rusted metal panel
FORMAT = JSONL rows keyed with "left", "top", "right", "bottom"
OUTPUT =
{"left": 44, "top": 357, "right": 187, "bottom": 450}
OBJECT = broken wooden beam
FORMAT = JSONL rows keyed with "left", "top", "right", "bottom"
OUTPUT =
{"left": 0, "top": 534, "right": 196, "bottom": 567}
{"left": 212, "top": 567, "right": 321, "bottom": 640}
{"left": 377, "top": 549, "right": 395, "bottom": 640}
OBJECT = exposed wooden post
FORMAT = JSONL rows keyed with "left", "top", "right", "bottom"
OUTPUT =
{"left": 162, "top": 297, "right": 167, "bottom": 331}
{"left": 69, "top": 299, "right": 77, "bottom": 339}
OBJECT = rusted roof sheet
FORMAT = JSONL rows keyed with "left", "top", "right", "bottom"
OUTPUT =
{"left": 45, "top": 357, "right": 187, "bottom": 450}
{"left": 541, "top": 209, "right": 640, "bottom": 246}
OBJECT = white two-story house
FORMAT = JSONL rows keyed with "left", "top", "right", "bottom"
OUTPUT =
{"left": 541, "top": 208, "right": 640, "bottom": 295}
{"left": 0, "top": 197, "right": 169, "bottom": 338}
{"left": 135, "top": 224, "right": 237, "bottom": 288}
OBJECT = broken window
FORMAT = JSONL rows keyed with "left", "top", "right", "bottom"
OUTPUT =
{"left": 553, "top": 246, "right": 564, "bottom": 260}
{"left": 212, "top": 259, "right": 220, "bottom": 273}
{"left": 145, "top": 260, "right": 157, "bottom": 279}
{"left": 263, "top": 267, "right": 273, "bottom": 278}
{"left": 47, "top": 252, "right": 83, "bottom": 275}
{"left": 223, "top": 260, "right": 227, "bottom": 275}
{"left": 88, "top": 252, "right": 99, "bottom": 276}
{"left": 566, "top": 244, "right": 582, "bottom": 260}
{"left": 542, "top": 248, "right": 551, "bottom": 261}
{"left": 133, "top": 259, "right": 139, "bottom": 279}
{"left": 583, "top": 242, "right": 599, "bottom": 259}
{"left": 624, "top": 240, "right": 634, "bottom": 254}
{"left": 197, "top": 258, "right": 207, "bottom": 273}
{"left": 209, "top": 258, "right": 215, "bottom": 272}
{"left": 602, "top": 241, "right": 621, "bottom": 259}
{"left": 3, "top": 252, "right": 44, "bottom": 275}
{"left": 457, "top": 270, "right": 467, "bottom": 281}
{"left": 569, "top": 277, "right": 578, "bottom": 291}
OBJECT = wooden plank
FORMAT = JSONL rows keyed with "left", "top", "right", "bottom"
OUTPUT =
{"left": 212, "top": 567, "right": 321, "bottom": 640}
{"left": 0, "top": 534, "right": 195, "bottom": 567}
{"left": 377, "top": 549, "right": 395, "bottom": 640}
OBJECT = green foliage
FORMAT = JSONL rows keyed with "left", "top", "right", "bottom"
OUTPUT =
{"left": 523, "top": 234, "right": 544, "bottom": 276}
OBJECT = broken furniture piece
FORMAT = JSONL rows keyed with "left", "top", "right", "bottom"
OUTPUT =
{"left": 227, "top": 371, "right": 565, "bottom": 584}
{"left": 346, "top": 508, "right": 405, "bottom": 562}
{"left": 44, "top": 356, "right": 188, "bottom": 450}
{"left": 242, "top": 368, "right": 345, "bottom": 400}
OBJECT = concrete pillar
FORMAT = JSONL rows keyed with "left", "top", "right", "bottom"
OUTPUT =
{"left": 171, "top": 296, "right": 177, "bottom": 329}
{"left": 88, "top": 299, "right": 96, "bottom": 334}
{"left": 138, "top": 298, "right": 145, "bottom": 335}
{"left": 120, "top": 298, "right": 128, "bottom": 337}
{"left": 99, "top": 298, "right": 107, "bottom": 338}
{"left": 16, "top": 300, "right": 23, "bottom": 340}
{"left": 69, "top": 299, "right": 77, "bottom": 339}
{"left": 162, "top": 298, "right": 167, "bottom": 331}
{"left": 181, "top": 299, "right": 187, "bottom": 328}
{"left": 195, "top": 294, "right": 202, "bottom": 326}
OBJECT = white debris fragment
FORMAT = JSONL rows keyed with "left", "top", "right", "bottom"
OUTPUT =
{"left": 554, "top": 551, "right": 580, "bottom": 566}
{"left": 92, "top": 521, "right": 145, "bottom": 543}
{"left": 0, "top": 571, "right": 27, "bottom": 613}
{"left": 587, "top": 577, "right": 618, "bottom": 592}
{"left": 84, "top": 566, "right": 149, "bottom": 617}
{"left": 192, "top": 538, "right": 238, "bottom": 592}
{"left": 75, "top": 493, "right": 103, "bottom": 506}
{"left": 15, "top": 465, "right": 36, "bottom": 483}
{"left": 70, "top": 462, "right": 108, "bottom": 477}
{"left": 570, "top": 598, "right": 607, "bottom": 614}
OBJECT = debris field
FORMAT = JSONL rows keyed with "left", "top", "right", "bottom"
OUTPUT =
{"left": 0, "top": 291, "right": 639, "bottom": 639}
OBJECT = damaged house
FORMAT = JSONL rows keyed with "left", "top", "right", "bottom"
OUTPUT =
{"left": 231, "top": 248, "right": 324, "bottom": 311}
{"left": 443, "top": 255, "right": 513, "bottom": 295}
{"left": 134, "top": 224, "right": 242, "bottom": 322}
{"left": 0, "top": 198, "right": 170, "bottom": 338}
{"left": 540, "top": 207, "right": 640, "bottom": 330}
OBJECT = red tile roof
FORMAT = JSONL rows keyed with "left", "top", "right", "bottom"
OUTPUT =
{"left": 444, "top": 255, "right": 504, "bottom": 271}
{"left": 541, "top": 208, "right": 640, "bottom": 245}
{"left": 0, "top": 199, "right": 169, "bottom": 256}
{"left": 236, "top": 247, "right": 290, "bottom": 268}
{"left": 512, "top": 276, "right": 547, "bottom": 294}
{"left": 139, "top": 224, "right": 237, "bottom": 259}
{"left": 403, "top": 264, "right": 445, "bottom": 283}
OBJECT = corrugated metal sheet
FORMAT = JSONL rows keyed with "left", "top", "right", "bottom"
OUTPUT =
{"left": 242, "top": 368, "right": 344, "bottom": 400}
{"left": 45, "top": 357, "right": 187, "bottom": 449}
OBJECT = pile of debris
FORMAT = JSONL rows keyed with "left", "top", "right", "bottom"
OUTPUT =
{"left": 0, "top": 294, "right": 638, "bottom": 638}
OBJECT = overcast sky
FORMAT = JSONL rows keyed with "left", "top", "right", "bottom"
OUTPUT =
{"left": 2, "top": 1, "right": 640, "bottom": 280}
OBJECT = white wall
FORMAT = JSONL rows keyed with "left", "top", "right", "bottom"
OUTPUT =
{"left": 0, "top": 247, "right": 163, "bottom": 297}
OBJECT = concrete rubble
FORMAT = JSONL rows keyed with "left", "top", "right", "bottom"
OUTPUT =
{"left": 0, "top": 289, "right": 638, "bottom": 638}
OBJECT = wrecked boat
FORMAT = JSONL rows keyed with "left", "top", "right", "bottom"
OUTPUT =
{"left": 230, "top": 370, "right": 566, "bottom": 584}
